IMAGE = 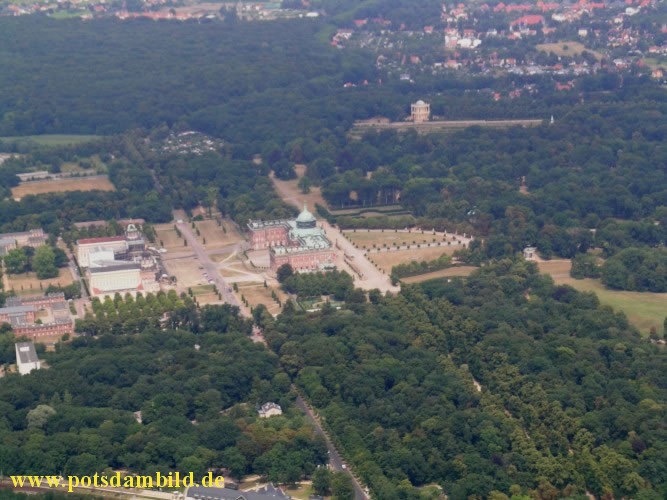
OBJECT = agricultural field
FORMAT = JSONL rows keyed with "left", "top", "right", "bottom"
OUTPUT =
{"left": 345, "top": 229, "right": 463, "bottom": 248}
{"left": 369, "top": 245, "right": 463, "bottom": 273}
{"left": 538, "top": 260, "right": 667, "bottom": 336}
{"left": 402, "top": 266, "right": 479, "bottom": 284}
{"left": 6, "top": 269, "right": 74, "bottom": 295}
{"left": 536, "top": 41, "right": 604, "bottom": 60}
{"left": 11, "top": 175, "right": 115, "bottom": 200}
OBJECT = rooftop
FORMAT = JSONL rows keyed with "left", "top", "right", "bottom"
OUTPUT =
{"left": 15, "top": 342, "right": 39, "bottom": 365}
{"left": 89, "top": 262, "right": 141, "bottom": 273}
{"left": 77, "top": 236, "right": 127, "bottom": 245}
{"left": 187, "top": 485, "right": 288, "bottom": 500}
{"left": 0, "top": 305, "right": 36, "bottom": 315}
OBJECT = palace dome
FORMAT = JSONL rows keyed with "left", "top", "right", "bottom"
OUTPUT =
{"left": 296, "top": 203, "right": 317, "bottom": 229}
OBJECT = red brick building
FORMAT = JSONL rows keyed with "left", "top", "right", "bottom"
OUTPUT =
{"left": 248, "top": 205, "right": 337, "bottom": 272}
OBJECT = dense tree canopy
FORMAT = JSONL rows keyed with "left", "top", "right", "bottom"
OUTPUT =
{"left": 265, "top": 261, "right": 667, "bottom": 498}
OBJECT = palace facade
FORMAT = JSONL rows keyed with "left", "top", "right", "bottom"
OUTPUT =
{"left": 247, "top": 205, "right": 336, "bottom": 272}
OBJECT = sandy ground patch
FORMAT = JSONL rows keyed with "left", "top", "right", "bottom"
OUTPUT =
{"left": 155, "top": 224, "right": 187, "bottom": 250}
{"left": 402, "top": 266, "right": 479, "bottom": 283}
{"left": 369, "top": 246, "right": 465, "bottom": 273}
{"left": 237, "top": 281, "right": 287, "bottom": 316}
{"left": 195, "top": 219, "right": 244, "bottom": 248}
{"left": 12, "top": 176, "right": 115, "bottom": 200}
{"left": 162, "top": 258, "right": 207, "bottom": 290}
{"left": 270, "top": 168, "right": 327, "bottom": 210}
{"left": 7, "top": 269, "right": 74, "bottom": 295}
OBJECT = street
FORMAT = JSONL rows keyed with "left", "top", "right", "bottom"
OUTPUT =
{"left": 175, "top": 216, "right": 241, "bottom": 310}
{"left": 294, "top": 391, "right": 369, "bottom": 500}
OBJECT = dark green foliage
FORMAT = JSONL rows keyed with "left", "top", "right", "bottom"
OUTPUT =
{"left": 391, "top": 254, "right": 452, "bottom": 282}
{"left": 33, "top": 246, "right": 58, "bottom": 279}
{"left": 601, "top": 247, "right": 667, "bottom": 292}
{"left": 266, "top": 260, "right": 667, "bottom": 498}
{"left": 276, "top": 264, "right": 295, "bottom": 284}
{"left": 0, "top": 307, "right": 325, "bottom": 480}
{"left": 570, "top": 253, "right": 602, "bottom": 279}
{"left": 282, "top": 270, "right": 354, "bottom": 300}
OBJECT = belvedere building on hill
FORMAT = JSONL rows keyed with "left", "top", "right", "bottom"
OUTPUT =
{"left": 247, "top": 204, "right": 336, "bottom": 272}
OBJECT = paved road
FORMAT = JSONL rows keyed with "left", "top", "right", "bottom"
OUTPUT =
{"left": 294, "top": 391, "right": 369, "bottom": 500}
{"left": 175, "top": 216, "right": 241, "bottom": 310}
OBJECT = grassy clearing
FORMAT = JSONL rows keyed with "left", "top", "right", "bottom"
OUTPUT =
{"left": 370, "top": 246, "right": 462, "bottom": 273}
{"left": 191, "top": 285, "right": 215, "bottom": 296}
{"left": 7, "top": 269, "right": 74, "bottom": 295}
{"left": 345, "top": 230, "right": 458, "bottom": 247}
{"left": 0, "top": 134, "right": 102, "bottom": 147}
{"left": 557, "top": 277, "right": 666, "bottom": 336}
{"left": 237, "top": 281, "right": 286, "bottom": 316}
{"left": 537, "top": 260, "right": 665, "bottom": 336}
{"left": 195, "top": 219, "right": 244, "bottom": 248}
{"left": 155, "top": 225, "right": 186, "bottom": 250}
{"left": 11, "top": 176, "right": 115, "bottom": 199}
{"left": 402, "top": 266, "right": 479, "bottom": 283}
{"left": 536, "top": 41, "right": 604, "bottom": 60}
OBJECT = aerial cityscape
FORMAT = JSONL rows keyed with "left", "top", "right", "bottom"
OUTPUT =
{"left": 0, "top": 1, "right": 665, "bottom": 499}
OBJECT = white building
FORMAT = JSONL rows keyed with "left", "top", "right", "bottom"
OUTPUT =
{"left": 77, "top": 236, "right": 127, "bottom": 267}
{"left": 411, "top": 100, "right": 430, "bottom": 122}
{"left": 15, "top": 342, "right": 41, "bottom": 376}
{"left": 258, "top": 402, "right": 283, "bottom": 418}
{"left": 89, "top": 262, "right": 142, "bottom": 297}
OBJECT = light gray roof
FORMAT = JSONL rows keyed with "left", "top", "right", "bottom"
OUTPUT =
{"left": 0, "top": 305, "right": 35, "bottom": 315}
{"left": 186, "top": 485, "right": 288, "bottom": 500}
{"left": 15, "top": 342, "right": 39, "bottom": 365}
{"left": 89, "top": 262, "right": 141, "bottom": 273}
{"left": 296, "top": 204, "right": 316, "bottom": 224}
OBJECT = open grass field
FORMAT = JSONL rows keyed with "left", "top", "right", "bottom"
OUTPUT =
{"left": 537, "top": 259, "right": 666, "bottom": 336}
{"left": 402, "top": 266, "right": 479, "bottom": 283}
{"left": 6, "top": 269, "right": 74, "bottom": 295}
{"left": 369, "top": 246, "right": 462, "bottom": 273}
{"left": 236, "top": 281, "right": 287, "bottom": 316}
{"left": 345, "top": 230, "right": 462, "bottom": 248}
{"left": 555, "top": 276, "right": 666, "bottom": 336}
{"left": 190, "top": 285, "right": 221, "bottom": 306}
{"left": 536, "top": 41, "right": 604, "bottom": 60}
{"left": 195, "top": 219, "right": 244, "bottom": 248}
{"left": 12, "top": 176, "right": 115, "bottom": 199}
{"left": 155, "top": 224, "right": 186, "bottom": 250}
{"left": 0, "top": 134, "right": 102, "bottom": 147}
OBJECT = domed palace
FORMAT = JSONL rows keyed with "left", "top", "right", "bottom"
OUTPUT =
{"left": 411, "top": 100, "right": 430, "bottom": 123}
{"left": 247, "top": 204, "right": 336, "bottom": 272}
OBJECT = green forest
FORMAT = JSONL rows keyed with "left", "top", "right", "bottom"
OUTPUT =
{"left": 264, "top": 261, "right": 667, "bottom": 499}
{"left": 0, "top": 10, "right": 665, "bottom": 500}
{"left": 0, "top": 303, "right": 328, "bottom": 483}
